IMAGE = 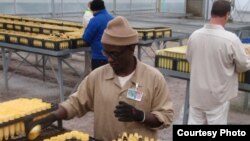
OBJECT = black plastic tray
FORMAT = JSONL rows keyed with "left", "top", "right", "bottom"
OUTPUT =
{"left": 0, "top": 103, "right": 58, "bottom": 128}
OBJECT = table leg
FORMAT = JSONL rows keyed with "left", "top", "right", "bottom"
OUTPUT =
{"left": 179, "top": 39, "right": 183, "bottom": 46}
{"left": 2, "top": 48, "right": 8, "bottom": 89}
{"left": 243, "top": 92, "right": 249, "bottom": 112}
{"left": 154, "top": 41, "right": 161, "bottom": 49}
{"left": 35, "top": 54, "right": 38, "bottom": 65}
{"left": 42, "top": 55, "right": 46, "bottom": 81}
{"left": 183, "top": 80, "right": 190, "bottom": 124}
{"left": 137, "top": 45, "right": 141, "bottom": 60}
{"left": 57, "top": 57, "right": 64, "bottom": 102}
{"left": 71, "top": 50, "right": 91, "bottom": 94}
{"left": 84, "top": 50, "right": 91, "bottom": 76}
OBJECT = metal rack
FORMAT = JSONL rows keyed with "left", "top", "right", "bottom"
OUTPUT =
{"left": 0, "top": 42, "right": 91, "bottom": 102}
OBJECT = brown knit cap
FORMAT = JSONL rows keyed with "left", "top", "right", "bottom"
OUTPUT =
{"left": 101, "top": 16, "right": 139, "bottom": 46}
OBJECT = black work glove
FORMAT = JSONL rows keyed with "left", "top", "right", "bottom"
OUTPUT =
{"left": 114, "top": 101, "right": 144, "bottom": 122}
{"left": 26, "top": 113, "right": 58, "bottom": 135}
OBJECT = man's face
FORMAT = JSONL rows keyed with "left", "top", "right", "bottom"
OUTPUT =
{"left": 102, "top": 44, "right": 134, "bottom": 73}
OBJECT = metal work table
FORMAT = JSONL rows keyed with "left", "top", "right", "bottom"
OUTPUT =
{"left": 158, "top": 68, "right": 250, "bottom": 124}
{"left": 0, "top": 42, "right": 91, "bottom": 102}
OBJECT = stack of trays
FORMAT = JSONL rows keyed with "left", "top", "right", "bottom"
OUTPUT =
{"left": 0, "top": 30, "right": 8, "bottom": 42}
{"left": 155, "top": 46, "right": 189, "bottom": 72}
{"left": 0, "top": 98, "right": 56, "bottom": 141}
{"left": 155, "top": 45, "right": 250, "bottom": 84}
{"left": 0, "top": 14, "right": 22, "bottom": 23}
{"left": 43, "top": 130, "right": 95, "bottom": 141}
{"left": 0, "top": 14, "right": 82, "bottom": 28}
{"left": 0, "top": 14, "right": 173, "bottom": 49}
{"left": 0, "top": 30, "right": 73, "bottom": 51}
{"left": 135, "top": 28, "right": 154, "bottom": 40}
{"left": 0, "top": 19, "right": 80, "bottom": 34}
{"left": 63, "top": 32, "right": 85, "bottom": 49}
{"left": 133, "top": 27, "right": 172, "bottom": 40}
{"left": 154, "top": 27, "right": 172, "bottom": 38}
{"left": 0, "top": 14, "right": 86, "bottom": 50}
{"left": 114, "top": 132, "right": 159, "bottom": 141}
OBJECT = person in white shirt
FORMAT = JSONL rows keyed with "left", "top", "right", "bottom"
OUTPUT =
{"left": 82, "top": 1, "right": 93, "bottom": 28}
{"left": 186, "top": 0, "right": 250, "bottom": 124}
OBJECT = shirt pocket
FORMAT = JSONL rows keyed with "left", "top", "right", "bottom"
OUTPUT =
{"left": 135, "top": 91, "right": 152, "bottom": 112}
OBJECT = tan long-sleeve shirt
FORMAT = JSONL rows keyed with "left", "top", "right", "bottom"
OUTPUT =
{"left": 60, "top": 59, "right": 174, "bottom": 141}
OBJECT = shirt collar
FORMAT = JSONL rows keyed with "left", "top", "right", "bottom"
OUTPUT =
{"left": 104, "top": 57, "right": 142, "bottom": 82}
{"left": 204, "top": 24, "right": 225, "bottom": 30}
{"left": 93, "top": 9, "right": 107, "bottom": 16}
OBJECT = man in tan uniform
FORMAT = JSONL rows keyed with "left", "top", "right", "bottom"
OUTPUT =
{"left": 186, "top": 0, "right": 250, "bottom": 124}
{"left": 30, "top": 16, "right": 174, "bottom": 140}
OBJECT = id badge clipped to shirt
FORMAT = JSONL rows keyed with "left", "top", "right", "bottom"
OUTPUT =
{"left": 127, "top": 83, "right": 143, "bottom": 101}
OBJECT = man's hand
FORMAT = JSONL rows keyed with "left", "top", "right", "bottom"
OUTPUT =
{"left": 114, "top": 101, "right": 144, "bottom": 122}
{"left": 26, "top": 113, "right": 57, "bottom": 139}
{"left": 245, "top": 46, "right": 250, "bottom": 55}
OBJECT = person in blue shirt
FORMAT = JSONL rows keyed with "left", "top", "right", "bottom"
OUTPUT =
{"left": 83, "top": 0, "right": 113, "bottom": 70}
